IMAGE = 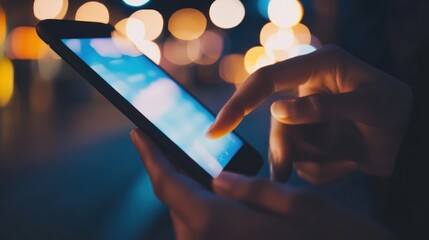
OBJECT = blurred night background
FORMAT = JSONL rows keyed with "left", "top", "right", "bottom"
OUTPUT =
{"left": 0, "top": 0, "right": 428, "bottom": 239}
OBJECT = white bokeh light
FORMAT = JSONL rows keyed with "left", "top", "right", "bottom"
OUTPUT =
{"left": 123, "top": 0, "right": 150, "bottom": 7}
{"left": 34, "top": 0, "right": 68, "bottom": 20}
{"left": 129, "top": 9, "right": 163, "bottom": 41}
{"left": 209, "top": 0, "right": 245, "bottom": 29}
{"left": 268, "top": 0, "right": 303, "bottom": 28}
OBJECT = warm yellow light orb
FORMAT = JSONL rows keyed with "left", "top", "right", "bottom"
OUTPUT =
{"left": 168, "top": 8, "right": 206, "bottom": 41}
{"left": 135, "top": 40, "right": 161, "bottom": 64}
{"left": 260, "top": 22, "right": 279, "bottom": 46}
{"left": 244, "top": 46, "right": 274, "bottom": 74}
{"left": 75, "top": 1, "right": 109, "bottom": 24}
{"left": 268, "top": 0, "right": 303, "bottom": 28}
{"left": 0, "top": 58, "right": 14, "bottom": 107}
{"left": 7, "top": 27, "right": 49, "bottom": 60}
{"left": 34, "top": 0, "right": 68, "bottom": 20}
{"left": 219, "top": 54, "right": 249, "bottom": 84}
{"left": 129, "top": 9, "right": 164, "bottom": 41}
{"left": 0, "top": 6, "right": 5, "bottom": 49}
{"left": 292, "top": 23, "right": 311, "bottom": 45}
{"left": 209, "top": 0, "right": 245, "bottom": 29}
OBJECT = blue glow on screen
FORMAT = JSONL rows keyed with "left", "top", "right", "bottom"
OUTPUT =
{"left": 62, "top": 37, "right": 243, "bottom": 177}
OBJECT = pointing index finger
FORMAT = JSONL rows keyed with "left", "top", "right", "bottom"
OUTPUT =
{"left": 207, "top": 53, "right": 317, "bottom": 138}
{"left": 207, "top": 68, "right": 275, "bottom": 138}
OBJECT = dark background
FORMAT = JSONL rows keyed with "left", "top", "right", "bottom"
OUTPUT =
{"left": 1, "top": 0, "right": 428, "bottom": 239}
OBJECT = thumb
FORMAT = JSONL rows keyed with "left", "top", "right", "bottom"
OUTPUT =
{"left": 270, "top": 91, "right": 379, "bottom": 125}
{"left": 212, "top": 172, "right": 298, "bottom": 215}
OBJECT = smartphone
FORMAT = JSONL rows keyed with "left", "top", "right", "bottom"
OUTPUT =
{"left": 36, "top": 20, "right": 262, "bottom": 187}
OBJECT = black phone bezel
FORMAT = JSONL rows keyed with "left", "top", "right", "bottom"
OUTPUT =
{"left": 36, "top": 20, "right": 263, "bottom": 187}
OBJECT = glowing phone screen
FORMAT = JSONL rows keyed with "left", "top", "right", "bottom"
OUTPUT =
{"left": 62, "top": 37, "right": 243, "bottom": 177}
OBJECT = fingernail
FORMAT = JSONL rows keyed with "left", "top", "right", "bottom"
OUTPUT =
{"left": 205, "top": 126, "right": 215, "bottom": 138}
{"left": 213, "top": 172, "right": 243, "bottom": 190}
{"left": 271, "top": 101, "right": 295, "bottom": 119}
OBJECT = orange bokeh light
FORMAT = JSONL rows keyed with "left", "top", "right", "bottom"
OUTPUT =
{"left": 292, "top": 23, "right": 311, "bottom": 45}
{"left": 168, "top": 8, "right": 206, "bottom": 41}
{"left": 260, "top": 22, "right": 278, "bottom": 46}
{"left": 0, "top": 58, "right": 14, "bottom": 107}
{"left": 7, "top": 27, "right": 48, "bottom": 60}
{"left": 244, "top": 46, "right": 274, "bottom": 74}
{"left": 75, "top": 1, "right": 109, "bottom": 24}
{"left": 219, "top": 54, "right": 249, "bottom": 84}
{"left": 0, "top": 6, "right": 5, "bottom": 50}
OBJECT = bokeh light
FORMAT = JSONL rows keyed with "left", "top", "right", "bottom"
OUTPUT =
{"left": 134, "top": 40, "right": 161, "bottom": 64}
{"left": 292, "top": 23, "right": 311, "bottom": 45}
{"left": 75, "top": 1, "right": 109, "bottom": 24}
{"left": 111, "top": 31, "right": 141, "bottom": 57}
{"left": 168, "top": 8, "right": 206, "bottom": 41}
{"left": 264, "top": 27, "right": 294, "bottom": 61}
{"left": 129, "top": 9, "right": 164, "bottom": 41}
{"left": 260, "top": 22, "right": 278, "bottom": 46}
{"left": 244, "top": 46, "right": 274, "bottom": 74}
{"left": 114, "top": 18, "right": 128, "bottom": 36}
{"left": 123, "top": 0, "right": 150, "bottom": 7}
{"left": 163, "top": 36, "right": 192, "bottom": 65}
{"left": 0, "top": 58, "right": 14, "bottom": 107}
{"left": 33, "top": 0, "right": 68, "bottom": 20}
{"left": 209, "top": 0, "right": 245, "bottom": 29}
{"left": 37, "top": 49, "right": 63, "bottom": 81}
{"left": 0, "top": 6, "right": 5, "bottom": 50}
{"left": 126, "top": 17, "right": 146, "bottom": 44}
{"left": 268, "top": 0, "right": 303, "bottom": 28}
{"left": 187, "top": 30, "right": 223, "bottom": 65}
{"left": 219, "top": 54, "right": 249, "bottom": 84}
{"left": 7, "top": 27, "right": 49, "bottom": 59}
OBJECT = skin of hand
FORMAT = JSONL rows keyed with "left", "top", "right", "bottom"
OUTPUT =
{"left": 207, "top": 45, "right": 413, "bottom": 183}
{"left": 131, "top": 129, "right": 396, "bottom": 240}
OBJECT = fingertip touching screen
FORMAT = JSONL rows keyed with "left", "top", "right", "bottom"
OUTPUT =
{"left": 62, "top": 34, "right": 243, "bottom": 177}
